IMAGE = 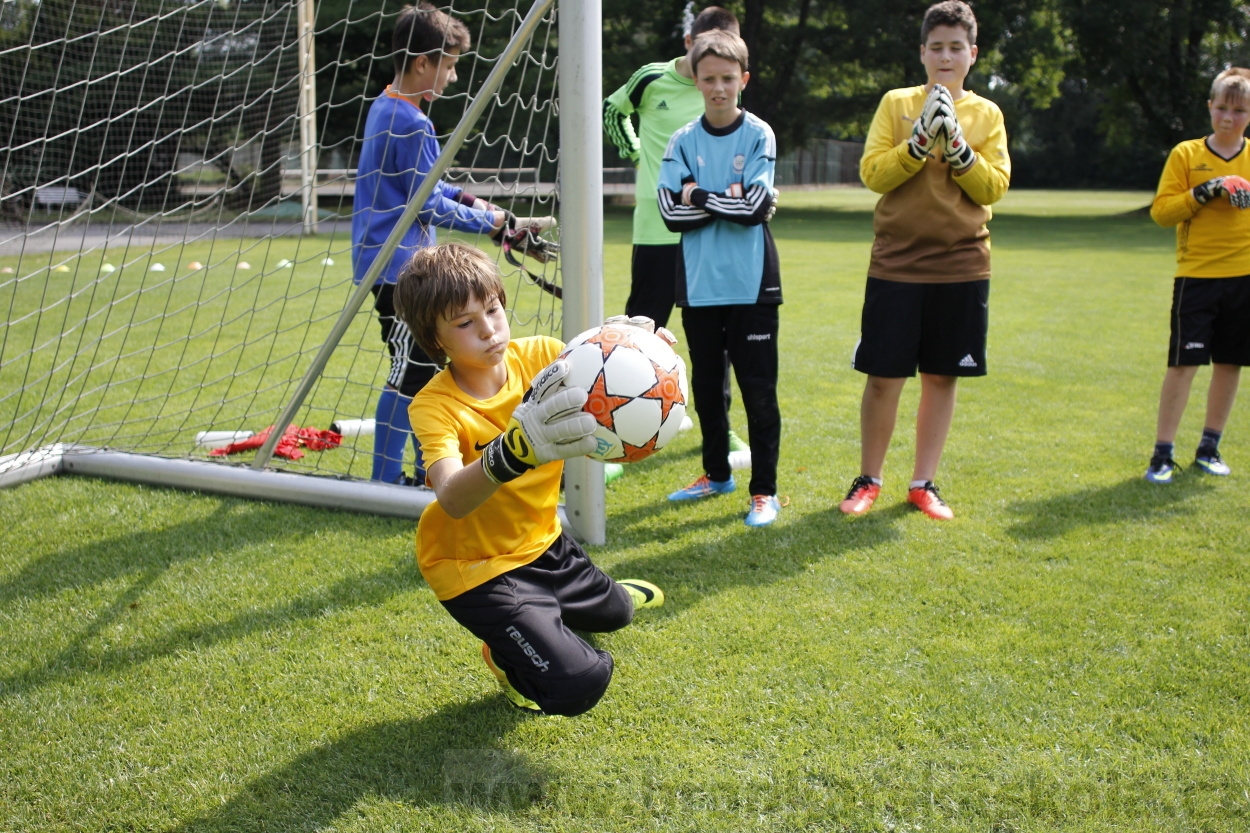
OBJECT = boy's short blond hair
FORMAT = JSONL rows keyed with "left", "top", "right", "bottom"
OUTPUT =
{"left": 393, "top": 3, "right": 471, "bottom": 77}
{"left": 689, "top": 30, "right": 749, "bottom": 75}
{"left": 921, "top": 0, "right": 977, "bottom": 45}
{"left": 1211, "top": 68, "right": 1250, "bottom": 106}
{"left": 393, "top": 243, "right": 507, "bottom": 365}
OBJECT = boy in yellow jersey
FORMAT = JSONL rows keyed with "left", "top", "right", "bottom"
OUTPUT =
{"left": 1144, "top": 68, "right": 1250, "bottom": 484}
{"left": 839, "top": 0, "right": 1010, "bottom": 520}
{"left": 394, "top": 243, "right": 664, "bottom": 716}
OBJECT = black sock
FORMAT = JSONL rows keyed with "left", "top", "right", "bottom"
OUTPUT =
{"left": 1197, "top": 428, "right": 1222, "bottom": 456}
{"left": 1154, "top": 441, "right": 1175, "bottom": 461}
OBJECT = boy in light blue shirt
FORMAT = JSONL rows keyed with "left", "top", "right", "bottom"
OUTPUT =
{"left": 657, "top": 30, "right": 782, "bottom": 527}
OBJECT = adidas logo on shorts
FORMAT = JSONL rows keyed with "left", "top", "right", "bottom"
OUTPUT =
{"left": 959, "top": 354, "right": 977, "bottom": 368}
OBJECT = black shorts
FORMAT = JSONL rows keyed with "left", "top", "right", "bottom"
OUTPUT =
{"left": 852, "top": 277, "right": 989, "bottom": 378}
{"left": 1168, "top": 275, "right": 1250, "bottom": 367}
{"left": 371, "top": 282, "right": 440, "bottom": 397}
{"left": 624, "top": 244, "right": 680, "bottom": 329}
{"left": 439, "top": 532, "right": 634, "bottom": 717}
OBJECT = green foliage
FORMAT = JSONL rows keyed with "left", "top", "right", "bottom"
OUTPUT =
{"left": 313, "top": 0, "right": 559, "bottom": 179}
{"left": 3, "top": 192, "right": 1249, "bottom": 831}
{"left": 602, "top": 0, "right": 1250, "bottom": 187}
{"left": 0, "top": 0, "right": 300, "bottom": 211}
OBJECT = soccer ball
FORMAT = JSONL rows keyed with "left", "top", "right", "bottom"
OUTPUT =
{"left": 557, "top": 323, "right": 689, "bottom": 463}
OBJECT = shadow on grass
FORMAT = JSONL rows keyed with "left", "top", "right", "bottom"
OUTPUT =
{"left": 0, "top": 495, "right": 403, "bottom": 604}
{"left": 599, "top": 497, "right": 906, "bottom": 613}
{"left": 167, "top": 699, "right": 547, "bottom": 831}
{"left": 1005, "top": 475, "right": 1214, "bottom": 541}
{"left": 0, "top": 497, "right": 419, "bottom": 696}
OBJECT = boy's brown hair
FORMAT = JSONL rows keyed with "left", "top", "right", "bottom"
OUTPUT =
{"left": 689, "top": 29, "right": 749, "bottom": 75}
{"left": 690, "top": 6, "right": 740, "bottom": 40}
{"left": 393, "top": 2, "right": 471, "bottom": 77}
{"left": 921, "top": 0, "right": 977, "bottom": 46}
{"left": 393, "top": 243, "right": 507, "bottom": 365}
{"left": 1211, "top": 67, "right": 1250, "bottom": 106}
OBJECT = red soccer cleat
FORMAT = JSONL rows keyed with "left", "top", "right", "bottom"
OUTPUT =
{"left": 907, "top": 481, "right": 954, "bottom": 520}
{"left": 839, "top": 475, "right": 881, "bottom": 516}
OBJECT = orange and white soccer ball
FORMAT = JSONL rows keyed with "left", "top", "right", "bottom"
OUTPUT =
{"left": 557, "top": 323, "right": 689, "bottom": 463}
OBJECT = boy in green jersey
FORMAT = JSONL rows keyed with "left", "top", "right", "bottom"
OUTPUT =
{"left": 604, "top": 5, "right": 739, "bottom": 326}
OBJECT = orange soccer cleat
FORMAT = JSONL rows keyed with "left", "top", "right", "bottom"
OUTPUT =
{"left": 839, "top": 475, "right": 881, "bottom": 516}
{"left": 907, "top": 481, "right": 954, "bottom": 520}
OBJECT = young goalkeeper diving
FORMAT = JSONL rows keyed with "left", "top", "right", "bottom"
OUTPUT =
{"left": 393, "top": 242, "right": 664, "bottom": 716}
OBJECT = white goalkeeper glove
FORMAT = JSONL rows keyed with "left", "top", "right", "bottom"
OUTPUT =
{"left": 908, "top": 85, "right": 950, "bottom": 160}
{"left": 922, "top": 84, "right": 954, "bottom": 147}
{"left": 603, "top": 314, "right": 678, "bottom": 346}
{"left": 1193, "top": 175, "right": 1250, "bottom": 208}
{"left": 937, "top": 106, "right": 976, "bottom": 172}
{"left": 480, "top": 360, "right": 597, "bottom": 484}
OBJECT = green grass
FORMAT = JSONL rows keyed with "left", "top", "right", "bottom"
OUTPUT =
{"left": 3, "top": 189, "right": 1248, "bottom": 832}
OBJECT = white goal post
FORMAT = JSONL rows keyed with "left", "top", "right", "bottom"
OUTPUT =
{"left": 0, "top": 0, "right": 607, "bottom": 542}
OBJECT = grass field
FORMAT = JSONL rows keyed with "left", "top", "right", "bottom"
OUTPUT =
{"left": 2, "top": 189, "right": 1248, "bottom": 832}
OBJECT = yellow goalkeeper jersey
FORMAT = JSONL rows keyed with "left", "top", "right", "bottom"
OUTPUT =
{"left": 1150, "top": 137, "right": 1250, "bottom": 278}
{"left": 859, "top": 86, "right": 1011, "bottom": 283}
{"left": 408, "top": 336, "right": 565, "bottom": 601}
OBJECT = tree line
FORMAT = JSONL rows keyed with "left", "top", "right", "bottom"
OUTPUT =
{"left": 604, "top": 0, "right": 1250, "bottom": 188}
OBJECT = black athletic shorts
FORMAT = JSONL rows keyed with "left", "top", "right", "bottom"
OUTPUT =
{"left": 852, "top": 277, "right": 989, "bottom": 378}
{"left": 439, "top": 532, "right": 634, "bottom": 717}
{"left": 371, "top": 282, "right": 441, "bottom": 397}
{"left": 1168, "top": 275, "right": 1250, "bottom": 367}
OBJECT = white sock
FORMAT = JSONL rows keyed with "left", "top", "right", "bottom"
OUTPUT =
{"left": 909, "top": 479, "right": 930, "bottom": 490}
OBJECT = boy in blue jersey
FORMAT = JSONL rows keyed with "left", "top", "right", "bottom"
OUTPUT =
{"left": 657, "top": 31, "right": 783, "bottom": 528}
{"left": 352, "top": 2, "right": 508, "bottom": 486}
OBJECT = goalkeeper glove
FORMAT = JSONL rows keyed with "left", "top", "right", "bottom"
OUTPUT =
{"left": 907, "top": 112, "right": 940, "bottom": 160}
{"left": 480, "top": 360, "right": 597, "bottom": 484}
{"left": 921, "top": 84, "right": 954, "bottom": 141}
{"left": 1193, "top": 176, "right": 1250, "bottom": 208}
{"left": 492, "top": 212, "right": 561, "bottom": 264}
{"left": 938, "top": 109, "right": 976, "bottom": 172}
{"left": 908, "top": 85, "right": 950, "bottom": 160}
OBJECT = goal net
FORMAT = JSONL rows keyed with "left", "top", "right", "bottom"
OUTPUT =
{"left": 0, "top": 0, "right": 607, "bottom": 539}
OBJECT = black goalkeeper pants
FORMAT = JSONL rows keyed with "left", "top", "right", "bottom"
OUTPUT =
{"left": 681, "top": 303, "right": 781, "bottom": 496}
{"left": 440, "top": 533, "right": 635, "bottom": 717}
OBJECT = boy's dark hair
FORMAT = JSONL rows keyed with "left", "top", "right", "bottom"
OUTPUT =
{"left": 689, "top": 30, "right": 749, "bottom": 75}
{"left": 393, "top": 3, "right": 471, "bottom": 78}
{"left": 1211, "top": 67, "right": 1250, "bottom": 106}
{"left": 921, "top": 0, "right": 977, "bottom": 46}
{"left": 690, "top": 6, "right": 739, "bottom": 40}
{"left": 393, "top": 243, "right": 507, "bottom": 365}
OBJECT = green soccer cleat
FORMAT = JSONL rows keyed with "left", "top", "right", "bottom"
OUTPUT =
{"left": 617, "top": 579, "right": 665, "bottom": 610}
{"left": 481, "top": 643, "right": 541, "bottom": 712}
